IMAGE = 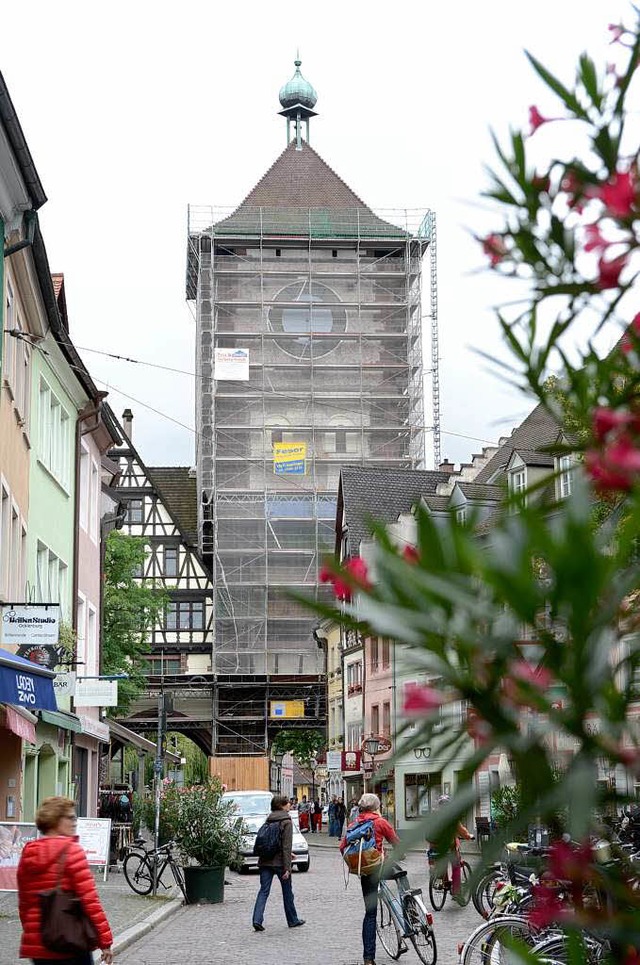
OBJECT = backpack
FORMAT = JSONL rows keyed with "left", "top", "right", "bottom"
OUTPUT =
{"left": 253, "top": 820, "right": 283, "bottom": 860}
{"left": 342, "top": 818, "right": 383, "bottom": 876}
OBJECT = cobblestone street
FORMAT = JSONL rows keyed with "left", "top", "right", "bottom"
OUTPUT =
{"left": 117, "top": 845, "right": 478, "bottom": 965}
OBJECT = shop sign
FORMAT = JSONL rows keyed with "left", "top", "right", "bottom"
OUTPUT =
{"left": 76, "top": 817, "right": 111, "bottom": 881}
{"left": 77, "top": 715, "right": 110, "bottom": 742}
{"left": 75, "top": 678, "right": 118, "bottom": 707}
{"left": 326, "top": 750, "right": 342, "bottom": 771}
{"left": 341, "top": 750, "right": 361, "bottom": 772}
{"left": 0, "top": 823, "right": 38, "bottom": 891}
{"left": 1, "top": 604, "right": 60, "bottom": 647}
{"left": 53, "top": 672, "right": 76, "bottom": 699}
{"left": 273, "top": 442, "right": 306, "bottom": 475}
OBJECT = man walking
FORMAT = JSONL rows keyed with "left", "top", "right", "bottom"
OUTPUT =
{"left": 327, "top": 796, "right": 338, "bottom": 836}
{"left": 252, "top": 795, "right": 305, "bottom": 931}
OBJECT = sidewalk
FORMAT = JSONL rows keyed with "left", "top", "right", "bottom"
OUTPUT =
{"left": 306, "top": 827, "right": 480, "bottom": 857}
{"left": 0, "top": 864, "right": 182, "bottom": 963}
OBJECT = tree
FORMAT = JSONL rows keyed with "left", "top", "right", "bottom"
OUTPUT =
{"left": 272, "top": 729, "right": 325, "bottom": 767}
{"left": 102, "top": 531, "right": 167, "bottom": 715}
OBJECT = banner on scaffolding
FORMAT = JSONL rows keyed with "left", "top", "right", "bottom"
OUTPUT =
{"left": 214, "top": 347, "right": 249, "bottom": 381}
{"left": 273, "top": 442, "right": 306, "bottom": 475}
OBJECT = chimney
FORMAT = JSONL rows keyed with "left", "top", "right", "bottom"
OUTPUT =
{"left": 438, "top": 459, "right": 456, "bottom": 475}
{"left": 122, "top": 408, "right": 133, "bottom": 441}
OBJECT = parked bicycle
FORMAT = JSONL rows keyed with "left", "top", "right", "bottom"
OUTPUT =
{"left": 376, "top": 863, "right": 437, "bottom": 965}
{"left": 123, "top": 838, "right": 187, "bottom": 901}
{"left": 428, "top": 846, "right": 472, "bottom": 911}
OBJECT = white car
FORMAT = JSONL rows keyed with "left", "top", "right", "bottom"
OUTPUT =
{"left": 222, "top": 790, "right": 310, "bottom": 873}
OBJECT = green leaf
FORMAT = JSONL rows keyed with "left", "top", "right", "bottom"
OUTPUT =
{"left": 525, "top": 51, "right": 588, "bottom": 119}
{"left": 578, "top": 52, "right": 601, "bottom": 110}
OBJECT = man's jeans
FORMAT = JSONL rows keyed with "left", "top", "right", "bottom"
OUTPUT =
{"left": 252, "top": 867, "right": 300, "bottom": 926}
{"left": 34, "top": 955, "right": 94, "bottom": 965}
{"left": 360, "top": 872, "right": 380, "bottom": 961}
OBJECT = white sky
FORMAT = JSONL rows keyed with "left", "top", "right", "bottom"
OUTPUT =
{"left": 1, "top": 0, "right": 633, "bottom": 468}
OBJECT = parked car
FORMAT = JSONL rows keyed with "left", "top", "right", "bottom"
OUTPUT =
{"left": 222, "top": 790, "right": 310, "bottom": 873}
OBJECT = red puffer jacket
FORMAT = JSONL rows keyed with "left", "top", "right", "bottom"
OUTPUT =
{"left": 17, "top": 834, "right": 113, "bottom": 960}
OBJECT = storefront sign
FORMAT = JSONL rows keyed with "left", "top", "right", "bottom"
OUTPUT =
{"left": 0, "top": 604, "right": 60, "bottom": 647}
{"left": 326, "top": 750, "right": 342, "bottom": 771}
{"left": 76, "top": 817, "right": 111, "bottom": 880}
{"left": 53, "top": 672, "right": 76, "bottom": 699}
{"left": 273, "top": 442, "right": 306, "bottom": 475}
{"left": 0, "top": 649, "right": 57, "bottom": 711}
{"left": 77, "top": 715, "right": 110, "bottom": 742}
{"left": 75, "top": 679, "right": 118, "bottom": 707}
{"left": 341, "top": 750, "right": 361, "bottom": 772}
{"left": 0, "top": 823, "right": 38, "bottom": 891}
{"left": 16, "top": 644, "right": 65, "bottom": 671}
{"left": 214, "top": 347, "right": 249, "bottom": 381}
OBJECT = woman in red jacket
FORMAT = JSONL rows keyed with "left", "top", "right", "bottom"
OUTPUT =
{"left": 340, "top": 793, "right": 399, "bottom": 965}
{"left": 17, "top": 796, "right": 113, "bottom": 965}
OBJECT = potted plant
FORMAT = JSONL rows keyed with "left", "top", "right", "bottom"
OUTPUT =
{"left": 173, "top": 777, "right": 246, "bottom": 904}
{"left": 134, "top": 779, "right": 182, "bottom": 845}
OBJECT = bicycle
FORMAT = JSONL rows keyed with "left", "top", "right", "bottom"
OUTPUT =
{"left": 123, "top": 839, "right": 187, "bottom": 901}
{"left": 376, "top": 863, "right": 438, "bottom": 965}
{"left": 428, "top": 847, "right": 471, "bottom": 911}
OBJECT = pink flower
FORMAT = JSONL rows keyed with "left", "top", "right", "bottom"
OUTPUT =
{"left": 481, "top": 233, "right": 507, "bottom": 267}
{"left": 402, "top": 545, "right": 420, "bottom": 564}
{"left": 531, "top": 173, "right": 550, "bottom": 193}
{"left": 529, "top": 106, "right": 550, "bottom": 134}
{"left": 402, "top": 683, "right": 442, "bottom": 716}
{"left": 593, "top": 406, "right": 632, "bottom": 442}
{"left": 583, "top": 223, "right": 611, "bottom": 254}
{"left": 606, "top": 435, "right": 640, "bottom": 473}
{"left": 548, "top": 840, "right": 592, "bottom": 882}
{"left": 528, "top": 884, "right": 571, "bottom": 928}
{"left": 608, "top": 23, "right": 626, "bottom": 44}
{"left": 320, "top": 557, "right": 371, "bottom": 602}
{"left": 621, "top": 313, "right": 640, "bottom": 354}
{"left": 597, "top": 169, "right": 637, "bottom": 218}
{"left": 597, "top": 252, "right": 628, "bottom": 289}
{"left": 510, "top": 660, "right": 553, "bottom": 689}
{"left": 586, "top": 450, "right": 633, "bottom": 492}
{"left": 466, "top": 709, "right": 492, "bottom": 746}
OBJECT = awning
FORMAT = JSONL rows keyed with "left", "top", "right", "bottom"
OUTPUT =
{"left": 0, "top": 647, "right": 57, "bottom": 711}
{"left": 0, "top": 704, "right": 37, "bottom": 742}
{"left": 39, "top": 709, "right": 82, "bottom": 733}
{"left": 108, "top": 719, "right": 181, "bottom": 764}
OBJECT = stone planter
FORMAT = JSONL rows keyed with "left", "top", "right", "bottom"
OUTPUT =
{"left": 183, "top": 865, "right": 225, "bottom": 904}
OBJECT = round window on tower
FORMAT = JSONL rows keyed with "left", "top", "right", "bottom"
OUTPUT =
{"left": 268, "top": 280, "right": 346, "bottom": 358}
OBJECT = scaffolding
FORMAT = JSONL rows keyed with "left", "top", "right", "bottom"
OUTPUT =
{"left": 186, "top": 205, "right": 436, "bottom": 692}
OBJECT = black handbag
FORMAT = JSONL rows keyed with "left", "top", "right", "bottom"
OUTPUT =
{"left": 39, "top": 841, "right": 98, "bottom": 954}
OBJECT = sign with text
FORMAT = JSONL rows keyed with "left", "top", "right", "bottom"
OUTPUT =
{"left": 0, "top": 823, "right": 38, "bottom": 891}
{"left": 77, "top": 817, "right": 111, "bottom": 880}
{"left": 214, "top": 347, "right": 249, "bottom": 381}
{"left": 273, "top": 442, "right": 306, "bottom": 475}
{"left": 326, "top": 751, "right": 342, "bottom": 771}
{"left": 1, "top": 604, "right": 60, "bottom": 647}
{"left": 75, "top": 678, "right": 118, "bottom": 707}
{"left": 53, "top": 672, "right": 76, "bottom": 699}
{"left": 269, "top": 700, "right": 305, "bottom": 719}
{"left": 342, "top": 750, "right": 361, "bottom": 772}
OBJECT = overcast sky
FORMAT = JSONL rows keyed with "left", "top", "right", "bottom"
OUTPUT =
{"left": 1, "top": 0, "right": 633, "bottom": 468}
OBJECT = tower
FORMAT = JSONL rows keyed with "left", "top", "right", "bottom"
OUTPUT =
{"left": 187, "top": 59, "right": 433, "bottom": 760}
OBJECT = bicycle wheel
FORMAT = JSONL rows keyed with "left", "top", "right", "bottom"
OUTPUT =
{"left": 123, "top": 852, "right": 153, "bottom": 895}
{"left": 403, "top": 895, "right": 437, "bottom": 965}
{"left": 457, "top": 860, "right": 472, "bottom": 907}
{"left": 376, "top": 894, "right": 403, "bottom": 960}
{"left": 472, "top": 867, "right": 506, "bottom": 920}
{"left": 170, "top": 858, "right": 187, "bottom": 901}
{"left": 461, "top": 914, "right": 537, "bottom": 965}
{"left": 428, "top": 871, "right": 448, "bottom": 911}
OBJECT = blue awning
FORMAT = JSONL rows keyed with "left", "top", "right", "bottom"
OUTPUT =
{"left": 0, "top": 648, "right": 57, "bottom": 712}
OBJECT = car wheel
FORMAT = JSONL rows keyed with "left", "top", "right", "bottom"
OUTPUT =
{"left": 297, "top": 859, "right": 310, "bottom": 873}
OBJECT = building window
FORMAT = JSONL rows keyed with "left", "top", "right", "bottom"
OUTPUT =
{"left": 126, "top": 499, "right": 144, "bottom": 524}
{"left": 382, "top": 701, "right": 391, "bottom": 737}
{"left": 372, "top": 704, "right": 380, "bottom": 735}
{"left": 510, "top": 468, "right": 526, "bottom": 505}
{"left": 347, "top": 722, "right": 362, "bottom": 751}
{"left": 76, "top": 595, "right": 86, "bottom": 668}
{"left": 405, "top": 773, "right": 431, "bottom": 819}
{"left": 38, "top": 378, "right": 71, "bottom": 487}
{"left": 456, "top": 506, "right": 467, "bottom": 524}
{"left": 142, "top": 656, "right": 182, "bottom": 675}
{"left": 370, "top": 636, "right": 379, "bottom": 673}
{"left": 87, "top": 605, "right": 97, "bottom": 674}
{"left": 558, "top": 455, "right": 573, "bottom": 499}
{"left": 346, "top": 661, "right": 363, "bottom": 694}
{"left": 165, "top": 600, "right": 204, "bottom": 630}
{"left": 381, "top": 637, "right": 390, "bottom": 669}
{"left": 164, "top": 547, "right": 179, "bottom": 578}
{"left": 36, "top": 541, "right": 69, "bottom": 616}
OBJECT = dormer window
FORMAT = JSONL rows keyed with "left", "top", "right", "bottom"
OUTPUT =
{"left": 510, "top": 468, "right": 526, "bottom": 497}
{"left": 557, "top": 455, "right": 573, "bottom": 499}
{"left": 456, "top": 506, "right": 467, "bottom": 524}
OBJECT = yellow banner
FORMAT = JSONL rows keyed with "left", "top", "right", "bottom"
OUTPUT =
{"left": 273, "top": 442, "right": 306, "bottom": 475}
{"left": 269, "top": 700, "right": 305, "bottom": 719}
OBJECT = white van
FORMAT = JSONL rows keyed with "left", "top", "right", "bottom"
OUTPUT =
{"left": 222, "top": 790, "right": 310, "bottom": 873}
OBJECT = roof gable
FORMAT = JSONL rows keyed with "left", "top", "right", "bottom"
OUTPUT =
{"left": 475, "top": 403, "right": 561, "bottom": 484}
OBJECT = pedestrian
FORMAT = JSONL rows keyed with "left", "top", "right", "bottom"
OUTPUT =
{"left": 340, "top": 793, "right": 399, "bottom": 965}
{"left": 298, "top": 794, "right": 310, "bottom": 832}
{"left": 312, "top": 799, "right": 322, "bottom": 833}
{"left": 328, "top": 795, "right": 338, "bottom": 836}
{"left": 17, "top": 796, "right": 113, "bottom": 965}
{"left": 348, "top": 797, "right": 360, "bottom": 824}
{"left": 252, "top": 794, "right": 305, "bottom": 931}
{"left": 336, "top": 796, "right": 347, "bottom": 836}
{"left": 433, "top": 794, "right": 474, "bottom": 905}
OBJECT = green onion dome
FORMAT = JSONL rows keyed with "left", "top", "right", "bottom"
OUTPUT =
{"left": 279, "top": 58, "right": 317, "bottom": 110}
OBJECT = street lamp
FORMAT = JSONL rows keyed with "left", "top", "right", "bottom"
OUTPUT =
{"left": 361, "top": 734, "right": 391, "bottom": 792}
{"left": 273, "top": 749, "right": 285, "bottom": 793}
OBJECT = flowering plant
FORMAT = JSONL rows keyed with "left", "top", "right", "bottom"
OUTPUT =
{"left": 171, "top": 778, "right": 246, "bottom": 868}
{"left": 314, "top": 12, "right": 640, "bottom": 960}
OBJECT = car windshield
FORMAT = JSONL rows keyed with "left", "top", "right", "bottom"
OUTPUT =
{"left": 223, "top": 793, "right": 272, "bottom": 816}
